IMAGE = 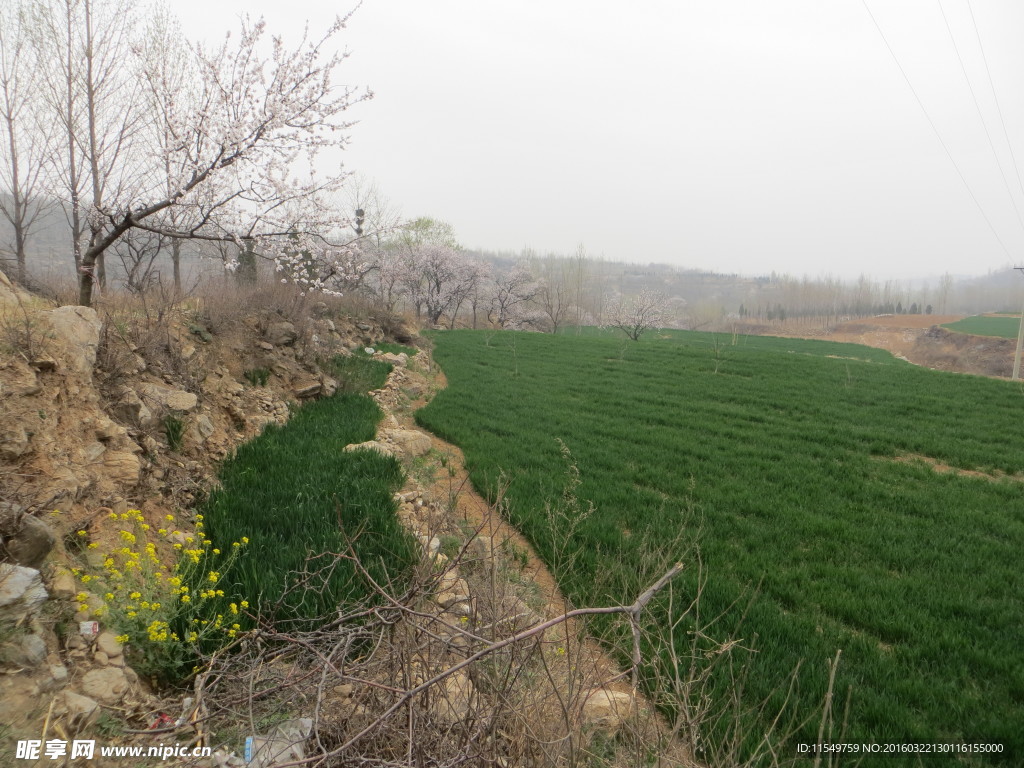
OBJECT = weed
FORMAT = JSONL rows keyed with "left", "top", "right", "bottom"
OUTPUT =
{"left": 243, "top": 367, "right": 270, "bottom": 386}
{"left": 163, "top": 414, "right": 185, "bottom": 452}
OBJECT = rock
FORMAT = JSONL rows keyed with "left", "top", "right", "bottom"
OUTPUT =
{"left": 4, "top": 516, "right": 56, "bottom": 568}
{"left": 138, "top": 382, "right": 198, "bottom": 413}
{"left": 436, "top": 570, "right": 463, "bottom": 594}
{"left": 50, "top": 664, "right": 68, "bottom": 683}
{"left": 0, "top": 424, "right": 30, "bottom": 460}
{"left": 418, "top": 535, "right": 441, "bottom": 558}
{"left": 112, "top": 388, "right": 153, "bottom": 427}
{"left": 80, "top": 438, "right": 105, "bottom": 462}
{"left": 265, "top": 321, "right": 298, "bottom": 347}
{"left": 50, "top": 567, "right": 77, "bottom": 600}
{"left": 257, "top": 341, "right": 274, "bottom": 351}
{"left": 343, "top": 441, "right": 394, "bottom": 458}
{"left": 80, "top": 666, "right": 129, "bottom": 705}
{"left": 292, "top": 379, "right": 321, "bottom": 398}
{"left": 95, "top": 632, "right": 123, "bottom": 658}
{"left": 63, "top": 691, "right": 100, "bottom": 731}
{"left": 467, "top": 536, "right": 494, "bottom": 561}
{"left": 94, "top": 417, "right": 126, "bottom": 443}
{"left": 433, "top": 671, "right": 474, "bottom": 725}
{"left": 43, "top": 305, "right": 102, "bottom": 376}
{"left": 0, "top": 564, "right": 48, "bottom": 622}
{"left": 93, "top": 650, "right": 109, "bottom": 665}
{"left": 30, "top": 355, "right": 57, "bottom": 372}
{"left": 0, "top": 633, "right": 48, "bottom": 667}
{"left": 102, "top": 451, "right": 141, "bottom": 485}
{"left": 387, "top": 429, "right": 433, "bottom": 457}
{"left": 379, "top": 352, "right": 408, "bottom": 367}
{"left": 582, "top": 689, "right": 636, "bottom": 734}
{"left": 195, "top": 414, "right": 216, "bottom": 439}
{"left": 320, "top": 376, "right": 338, "bottom": 397}
{"left": 248, "top": 717, "right": 313, "bottom": 768}
{"left": 436, "top": 582, "right": 471, "bottom": 609}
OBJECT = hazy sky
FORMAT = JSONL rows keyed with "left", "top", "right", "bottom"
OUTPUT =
{"left": 173, "top": 1, "right": 1024, "bottom": 281}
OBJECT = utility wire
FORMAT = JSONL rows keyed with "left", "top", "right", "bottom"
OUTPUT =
{"left": 965, "top": 0, "right": 1024, "bottom": 207}
{"left": 860, "top": 0, "right": 1013, "bottom": 259}
{"left": 937, "top": 0, "right": 1024, "bottom": 235}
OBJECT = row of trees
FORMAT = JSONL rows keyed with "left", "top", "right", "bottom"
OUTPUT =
{"left": 0, "top": 0, "right": 370, "bottom": 305}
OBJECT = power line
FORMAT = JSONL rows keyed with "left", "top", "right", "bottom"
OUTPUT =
{"left": 936, "top": 0, "right": 1024, "bottom": 236}
{"left": 860, "top": 0, "right": 1013, "bottom": 259}
{"left": 965, "top": 0, "right": 1024, "bottom": 211}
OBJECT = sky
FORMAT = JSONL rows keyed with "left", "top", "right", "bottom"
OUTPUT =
{"left": 172, "top": 0, "right": 1024, "bottom": 282}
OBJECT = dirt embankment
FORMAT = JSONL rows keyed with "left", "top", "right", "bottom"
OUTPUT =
{"left": 750, "top": 314, "right": 1019, "bottom": 378}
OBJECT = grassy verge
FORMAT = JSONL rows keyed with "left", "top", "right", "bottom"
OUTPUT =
{"left": 942, "top": 315, "right": 1022, "bottom": 339}
{"left": 199, "top": 354, "right": 416, "bottom": 626}
{"left": 416, "top": 329, "right": 1023, "bottom": 765}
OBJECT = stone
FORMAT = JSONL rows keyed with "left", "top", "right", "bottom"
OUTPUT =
{"left": 195, "top": 414, "right": 216, "bottom": 439}
{"left": 436, "top": 570, "right": 463, "bottom": 594}
{"left": 63, "top": 691, "right": 100, "bottom": 731}
{"left": 82, "top": 442, "right": 106, "bottom": 462}
{"left": 4, "top": 515, "right": 56, "bottom": 568}
{"left": 43, "top": 305, "right": 102, "bottom": 376}
{"left": 343, "top": 441, "right": 394, "bottom": 457}
{"left": 257, "top": 341, "right": 274, "bottom": 351}
{"left": 0, "top": 633, "right": 48, "bottom": 667}
{"left": 102, "top": 451, "right": 141, "bottom": 485}
{"left": 433, "top": 671, "right": 474, "bottom": 724}
{"left": 0, "top": 424, "right": 30, "bottom": 460}
{"left": 80, "top": 666, "right": 129, "bottom": 705}
{"left": 292, "top": 379, "right": 321, "bottom": 398}
{"left": 379, "top": 352, "right": 409, "bottom": 367}
{"left": 582, "top": 689, "right": 636, "bottom": 734}
{"left": 436, "top": 582, "right": 471, "bottom": 609}
{"left": 95, "top": 631, "right": 123, "bottom": 658}
{"left": 93, "top": 650, "right": 109, "bottom": 665}
{"left": 320, "top": 376, "right": 338, "bottom": 397}
{"left": 387, "top": 429, "right": 433, "bottom": 457}
{"left": 138, "top": 382, "right": 198, "bottom": 413}
{"left": 467, "top": 536, "right": 494, "bottom": 561}
{"left": 248, "top": 717, "right": 313, "bottom": 768}
{"left": 112, "top": 388, "right": 153, "bottom": 427}
{"left": 50, "top": 567, "right": 77, "bottom": 600}
{"left": 265, "top": 321, "right": 298, "bottom": 347}
{"left": 418, "top": 535, "right": 441, "bottom": 558}
{"left": 0, "top": 564, "right": 48, "bottom": 622}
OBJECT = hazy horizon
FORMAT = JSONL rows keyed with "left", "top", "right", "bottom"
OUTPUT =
{"left": 42, "top": 2, "right": 1024, "bottom": 283}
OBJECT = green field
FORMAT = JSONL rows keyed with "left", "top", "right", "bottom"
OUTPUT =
{"left": 942, "top": 315, "right": 1022, "bottom": 339}
{"left": 416, "top": 329, "right": 1023, "bottom": 765}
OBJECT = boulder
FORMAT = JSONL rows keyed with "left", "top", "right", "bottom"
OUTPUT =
{"left": 265, "top": 321, "right": 298, "bottom": 347}
{"left": 111, "top": 387, "right": 154, "bottom": 427}
{"left": 63, "top": 691, "right": 100, "bottom": 732}
{"left": 0, "top": 632, "right": 47, "bottom": 667}
{"left": 95, "top": 631, "right": 123, "bottom": 658}
{"left": 582, "top": 689, "right": 636, "bottom": 734}
{"left": 387, "top": 429, "right": 432, "bottom": 457}
{"left": 102, "top": 451, "right": 141, "bottom": 486}
{"left": 138, "top": 382, "right": 198, "bottom": 413}
{"left": 0, "top": 564, "right": 48, "bottom": 622}
{"left": 0, "top": 424, "right": 30, "bottom": 460}
{"left": 343, "top": 441, "right": 394, "bottom": 458}
{"left": 4, "top": 515, "right": 56, "bottom": 568}
{"left": 292, "top": 378, "right": 322, "bottom": 398}
{"left": 379, "top": 352, "right": 409, "bottom": 367}
{"left": 80, "top": 666, "right": 129, "bottom": 705}
{"left": 433, "top": 671, "right": 474, "bottom": 725}
{"left": 42, "top": 306, "right": 102, "bottom": 376}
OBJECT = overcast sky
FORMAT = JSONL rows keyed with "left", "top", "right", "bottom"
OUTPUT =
{"left": 174, "top": 1, "right": 1024, "bottom": 281}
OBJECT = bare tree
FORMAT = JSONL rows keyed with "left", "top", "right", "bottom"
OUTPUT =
{"left": 0, "top": 1, "right": 52, "bottom": 283}
{"left": 531, "top": 253, "right": 575, "bottom": 334}
{"left": 488, "top": 263, "right": 539, "bottom": 328}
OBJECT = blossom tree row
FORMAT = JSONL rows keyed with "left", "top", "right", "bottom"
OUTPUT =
{"left": 0, "top": 0, "right": 371, "bottom": 305}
